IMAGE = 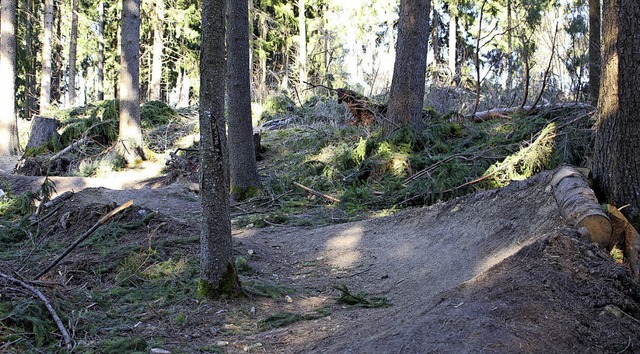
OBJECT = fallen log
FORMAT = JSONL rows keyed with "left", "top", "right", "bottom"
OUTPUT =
{"left": 471, "top": 103, "right": 592, "bottom": 122}
{"left": 551, "top": 166, "right": 612, "bottom": 249}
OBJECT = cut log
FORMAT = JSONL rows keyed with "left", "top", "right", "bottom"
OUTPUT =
{"left": 25, "top": 116, "right": 60, "bottom": 151}
{"left": 551, "top": 166, "right": 612, "bottom": 249}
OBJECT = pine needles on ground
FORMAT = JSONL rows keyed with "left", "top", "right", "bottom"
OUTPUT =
{"left": 333, "top": 284, "right": 390, "bottom": 308}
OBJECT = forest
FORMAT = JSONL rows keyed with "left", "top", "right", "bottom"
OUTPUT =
{"left": 1, "top": 0, "right": 640, "bottom": 352}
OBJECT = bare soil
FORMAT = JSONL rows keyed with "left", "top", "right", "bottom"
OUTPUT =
{"left": 1, "top": 158, "right": 639, "bottom": 353}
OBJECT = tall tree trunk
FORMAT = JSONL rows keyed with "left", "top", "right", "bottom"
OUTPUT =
{"left": 472, "top": 0, "right": 487, "bottom": 116}
{"left": 248, "top": 0, "right": 254, "bottom": 83}
{"left": 386, "top": 0, "right": 431, "bottom": 133}
{"left": 25, "top": 0, "right": 35, "bottom": 120}
{"left": 52, "top": 1, "right": 62, "bottom": 105}
{"left": 0, "top": 0, "right": 19, "bottom": 155}
{"left": 68, "top": 0, "right": 79, "bottom": 106}
{"left": 198, "top": 0, "right": 242, "bottom": 298}
{"left": 97, "top": 1, "right": 105, "bottom": 101}
{"left": 39, "top": 0, "right": 54, "bottom": 113}
{"left": 506, "top": 0, "right": 513, "bottom": 86}
{"left": 227, "top": 0, "right": 261, "bottom": 200}
{"left": 298, "top": 0, "right": 307, "bottom": 89}
{"left": 589, "top": 0, "right": 601, "bottom": 105}
{"left": 431, "top": 0, "right": 440, "bottom": 65}
{"left": 118, "top": 0, "right": 145, "bottom": 163}
{"left": 593, "top": 0, "right": 640, "bottom": 223}
{"left": 448, "top": 1, "right": 457, "bottom": 83}
{"left": 150, "top": 0, "right": 164, "bottom": 101}
{"left": 178, "top": 68, "right": 191, "bottom": 107}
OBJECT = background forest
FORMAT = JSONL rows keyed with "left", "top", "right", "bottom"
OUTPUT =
{"left": 3, "top": 0, "right": 594, "bottom": 118}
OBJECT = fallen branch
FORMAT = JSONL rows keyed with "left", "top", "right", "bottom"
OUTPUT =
{"left": 35, "top": 200, "right": 134, "bottom": 279}
{"left": 443, "top": 169, "right": 500, "bottom": 194}
{"left": 50, "top": 137, "right": 90, "bottom": 160}
{"left": 293, "top": 182, "right": 341, "bottom": 203}
{"left": 470, "top": 103, "right": 592, "bottom": 122}
{"left": 0, "top": 271, "right": 72, "bottom": 349}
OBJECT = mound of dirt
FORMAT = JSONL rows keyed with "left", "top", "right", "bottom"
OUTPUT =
{"left": 231, "top": 171, "right": 640, "bottom": 353}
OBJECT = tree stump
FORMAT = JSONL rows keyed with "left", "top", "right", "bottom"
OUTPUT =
{"left": 551, "top": 165, "right": 613, "bottom": 249}
{"left": 25, "top": 116, "right": 59, "bottom": 151}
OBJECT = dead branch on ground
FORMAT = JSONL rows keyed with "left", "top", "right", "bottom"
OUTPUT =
{"left": 293, "top": 182, "right": 341, "bottom": 203}
{"left": 0, "top": 271, "right": 72, "bottom": 349}
{"left": 35, "top": 200, "right": 134, "bottom": 279}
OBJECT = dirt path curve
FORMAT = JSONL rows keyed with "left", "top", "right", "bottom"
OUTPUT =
{"left": 233, "top": 172, "right": 578, "bottom": 352}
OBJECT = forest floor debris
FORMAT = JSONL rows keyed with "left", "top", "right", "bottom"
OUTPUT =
{"left": 1, "top": 101, "right": 639, "bottom": 353}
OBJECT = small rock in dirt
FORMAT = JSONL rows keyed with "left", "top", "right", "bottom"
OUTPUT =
{"left": 150, "top": 349, "right": 171, "bottom": 354}
{"left": 243, "top": 343, "right": 263, "bottom": 351}
{"left": 602, "top": 304, "right": 624, "bottom": 318}
{"left": 215, "top": 341, "right": 229, "bottom": 347}
{"left": 284, "top": 295, "right": 293, "bottom": 303}
{"left": 247, "top": 249, "right": 255, "bottom": 255}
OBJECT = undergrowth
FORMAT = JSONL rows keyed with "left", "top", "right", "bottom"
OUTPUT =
{"left": 256, "top": 98, "right": 593, "bottom": 221}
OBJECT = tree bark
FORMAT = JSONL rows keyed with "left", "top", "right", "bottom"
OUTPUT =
{"left": 25, "top": 0, "right": 36, "bottom": 120}
{"left": 97, "top": 1, "right": 105, "bottom": 101}
{"left": 198, "top": 0, "right": 242, "bottom": 298}
{"left": 150, "top": 0, "right": 164, "bottom": 101}
{"left": 68, "top": 0, "right": 79, "bottom": 106}
{"left": 40, "top": 0, "right": 54, "bottom": 113}
{"left": 448, "top": 0, "right": 457, "bottom": 83}
{"left": 298, "top": 0, "right": 307, "bottom": 90}
{"left": 227, "top": 0, "right": 261, "bottom": 200}
{"left": 593, "top": 0, "right": 640, "bottom": 225}
{"left": 431, "top": 0, "right": 440, "bottom": 65}
{"left": 0, "top": 0, "right": 19, "bottom": 155}
{"left": 52, "top": 1, "right": 62, "bottom": 105}
{"left": 386, "top": 0, "right": 431, "bottom": 134}
{"left": 588, "top": 0, "right": 601, "bottom": 105}
{"left": 505, "top": 0, "right": 513, "bottom": 90}
{"left": 118, "top": 0, "right": 145, "bottom": 164}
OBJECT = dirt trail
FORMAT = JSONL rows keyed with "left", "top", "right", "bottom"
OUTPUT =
{"left": 228, "top": 171, "right": 638, "bottom": 353}
{"left": 237, "top": 172, "right": 565, "bottom": 352}
{"left": 1, "top": 157, "right": 639, "bottom": 353}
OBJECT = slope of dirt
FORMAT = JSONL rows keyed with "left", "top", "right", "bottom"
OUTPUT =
{"left": 2, "top": 164, "right": 640, "bottom": 353}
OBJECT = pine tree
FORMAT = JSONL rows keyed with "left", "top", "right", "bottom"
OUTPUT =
{"left": 386, "top": 0, "right": 431, "bottom": 133}
{"left": 198, "top": 0, "right": 242, "bottom": 298}
{"left": 118, "top": 0, "right": 146, "bottom": 163}
{"left": 0, "top": 0, "right": 19, "bottom": 155}
{"left": 593, "top": 0, "right": 640, "bottom": 223}
{"left": 227, "top": 0, "right": 261, "bottom": 200}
